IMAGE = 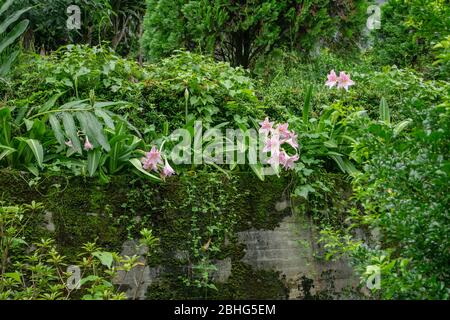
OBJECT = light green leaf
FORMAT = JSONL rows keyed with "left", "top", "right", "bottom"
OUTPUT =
{"left": 17, "top": 138, "right": 43, "bottom": 168}
{"left": 0, "top": 20, "right": 29, "bottom": 55}
{"left": 295, "top": 185, "right": 315, "bottom": 199}
{"left": 92, "top": 251, "right": 113, "bottom": 269}
{"left": 394, "top": 119, "right": 412, "bottom": 136}
{"left": 61, "top": 112, "right": 82, "bottom": 154}
{"left": 4, "top": 272, "right": 22, "bottom": 284}
{"left": 249, "top": 163, "right": 265, "bottom": 181}
{"left": 379, "top": 97, "right": 390, "bottom": 125}
{"left": 129, "top": 158, "right": 161, "bottom": 182}
{"left": 87, "top": 150, "right": 101, "bottom": 177}
{"left": 48, "top": 114, "right": 65, "bottom": 145}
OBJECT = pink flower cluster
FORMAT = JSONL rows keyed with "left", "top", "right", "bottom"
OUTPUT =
{"left": 325, "top": 70, "right": 355, "bottom": 91}
{"left": 141, "top": 146, "right": 175, "bottom": 179}
{"left": 259, "top": 118, "right": 299, "bottom": 170}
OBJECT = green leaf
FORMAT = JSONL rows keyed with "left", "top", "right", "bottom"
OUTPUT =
{"left": 61, "top": 112, "right": 82, "bottom": 154}
{"left": 4, "top": 272, "right": 22, "bottom": 284}
{"left": 25, "top": 164, "right": 39, "bottom": 176}
{"left": 0, "top": 49, "right": 19, "bottom": 76}
{"left": 303, "top": 84, "right": 313, "bottom": 125}
{"left": 0, "top": 107, "right": 12, "bottom": 144}
{"left": 40, "top": 92, "right": 64, "bottom": 113}
{"left": 17, "top": 138, "right": 44, "bottom": 168}
{"left": 92, "top": 251, "right": 113, "bottom": 269}
{"left": 87, "top": 150, "right": 102, "bottom": 177}
{"left": 94, "top": 109, "right": 115, "bottom": 130}
{"left": 76, "top": 111, "right": 110, "bottom": 152}
{"left": 0, "top": 6, "right": 31, "bottom": 34}
{"left": 129, "top": 158, "right": 161, "bottom": 182}
{"left": 249, "top": 163, "right": 265, "bottom": 181}
{"left": 394, "top": 119, "right": 412, "bottom": 136}
{"left": 295, "top": 185, "right": 315, "bottom": 199}
{"left": 79, "top": 275, "right": 101, "bottom": 286}
{"left": 0, "top": 0, "right": 14, "bottom": 17}
{"left": 379, "top": 97, "right": 390, "bottom": 125}
{"left": 0, "top": 20, "right": 29, "bottom": 55}
{"left": 48, "top": 114, "right": 65, "bottom": 145}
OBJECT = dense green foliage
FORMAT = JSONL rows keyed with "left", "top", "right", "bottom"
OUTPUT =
{"left": 0, "top": 0, "right": 449, "bottom": 301}
{"left": 0, "top": 0, "right": 30, "bottom": 77}
{"left": 370, "top": 0, "right": 450, "bottom": 76}
{"left": 11, "top": 0, "right": 146, "bottom": 56}
{"left": 142, "top": 0, "right": 369, "bottom": 68}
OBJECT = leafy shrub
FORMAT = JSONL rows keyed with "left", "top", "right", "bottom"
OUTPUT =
{"left": 11, "top": 0, "right": 146, "bottom": 56}
{"left": 433, "top": 35, "right": 450, "bottom": 79}
{"left": 134, "top": 51, "right": 265, "bottom": 131}
{"left": 0, "top": 201, "right": 134, "bottom": 300}
{"left": 319, "top": 90, "right": 450, "bottom": 299}
{"left": 142, "top": 0, "right": 369, "bottom": 68}
{"left": 370, "top": 0, "right": 450, "bottom": 73}
{"left": 8, "top": 47, "right": 265, "bottom": 131}
{"left": 258, "top": 51, "right": 449, "bottom": 123}
{"left": 0, "top": 0, "right": 30, "bottom": 77}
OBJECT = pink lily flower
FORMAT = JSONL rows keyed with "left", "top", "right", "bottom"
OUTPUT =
{"left": 283, "top": 154, "right": 299, "bottom": 170}
{"left": 259, "top": 117, "right": 274, "bottom": 135}
{"left": 325, "top": 70, "right": 339, "bottom": 88}
{"left": 337, "top": 71, "right": 355, "bottom": 91}
{"left": 141, "top": 146, "right": 162, "bottom": 171}
{"left": 267, "top": 150, "right": 281, "bottom": 167}
{"left": 263, "top": 135, "right": 281, "bottom": 154}
{"left": 284, "top": 131, "right": 299, "bottom": 150}
{"left": 161, "top": 160, "right": 175, "bottom": 179}
{"left": 276, "top": 123, "right": 290, "bottom": 139}
{"left": 279, "top": 150, "right": 288, "bottom": 167}
{"left": 84, "top": 136, "right": 94, "bottom": 151}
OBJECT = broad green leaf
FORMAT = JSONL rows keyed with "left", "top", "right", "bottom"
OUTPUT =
{"left": 0, "top": 0, "right": 14, "bottom": 16}
{"left": 61, "top": 112, "right": 82, "bottom": 154}
{"left": 129, "top": 158, "right": 161, "bottom": 182}
{"left": 92, "top": 251, "right": 113, "bottom": 269}
{"left": 48, "top": 114, "right": 65, "bottom": 145}
{"left": 0, "top": 49, "right": 19, "bottom": 76}
{"left": 4, "top": 272, "right": 22, "bottom": 284}
{"left": 303, "top": 84, "right": 313, "bottom": 125}
{"left": 0, "top": 7, "right": 31, "bottom": 34}
{"left": 295, "top": 185, "right": 315, "bottom": 199}
{"left": 394, "top": 119, "right": 412, "bottom": 136}
{"left": 0, "top": 107, "right": 12, "bottom": 144}
{"left": 379, "top": 97, "right": 390, "bottom": 124}
{"left": 40, "top": 92, "right": 64, "bottom": 113}
{"left": 0, "top": 148, "right": 15, "bottom": 161}
{"left": 94, "top": 109, "right": 115, "bottom": 130}
{"left": 17, "top": 138, "right": 43, "bottom": 168}
{"left": 25, "top": 164, "right": 39, "bottom": 176}
{"left": 0, "top": 20, "right": 29, "bottom": 55}
{"left": 76, "top": 111, "right": 110, "bottom": 152}
{"left": 60, "top": 99, "right": 88, "bottom": 110}
{"left": 324, "top": 140, "right": 338, "bottom": 148}
{"left": 249, "top": 163, "right": 265, "bottom": 181}
{"left": 87, "top": 150, "right": 101, "bottom": 177}
{"left": 79, "top": 275, "right": 101, "bottom": 286}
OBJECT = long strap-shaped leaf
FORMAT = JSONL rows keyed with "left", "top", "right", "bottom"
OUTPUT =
{"left": 129, "top": 158, "right": 161, "bottom": 182}
{"left": 379, "top": 97, "right": 391, "bottom": 125}
{"left": 0, "top": 0, "right": 13, "bottom": 17}
{"left": 0, "top": 19, "right": 29, "bottom": 55}
{"left": 0, "top": 7, "right": 31, "bottom": 34}
{"left": 15, "top": 138, "right": 44, "bottom": 168}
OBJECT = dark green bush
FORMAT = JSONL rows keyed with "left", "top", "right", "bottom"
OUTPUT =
{"left": 142, "top": 0, "right": 369, "bottom": 68}
{"left": 370, "top": 0, "right": 450, "bottom": 74}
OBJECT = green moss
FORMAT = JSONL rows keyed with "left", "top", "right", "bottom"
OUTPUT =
{"left": 1, "top": 168, "right": 294, "bottom": 299}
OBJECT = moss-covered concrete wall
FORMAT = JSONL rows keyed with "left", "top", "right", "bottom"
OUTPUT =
{"left": 0, "top": 169, "right": 292, "bottom": 299}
